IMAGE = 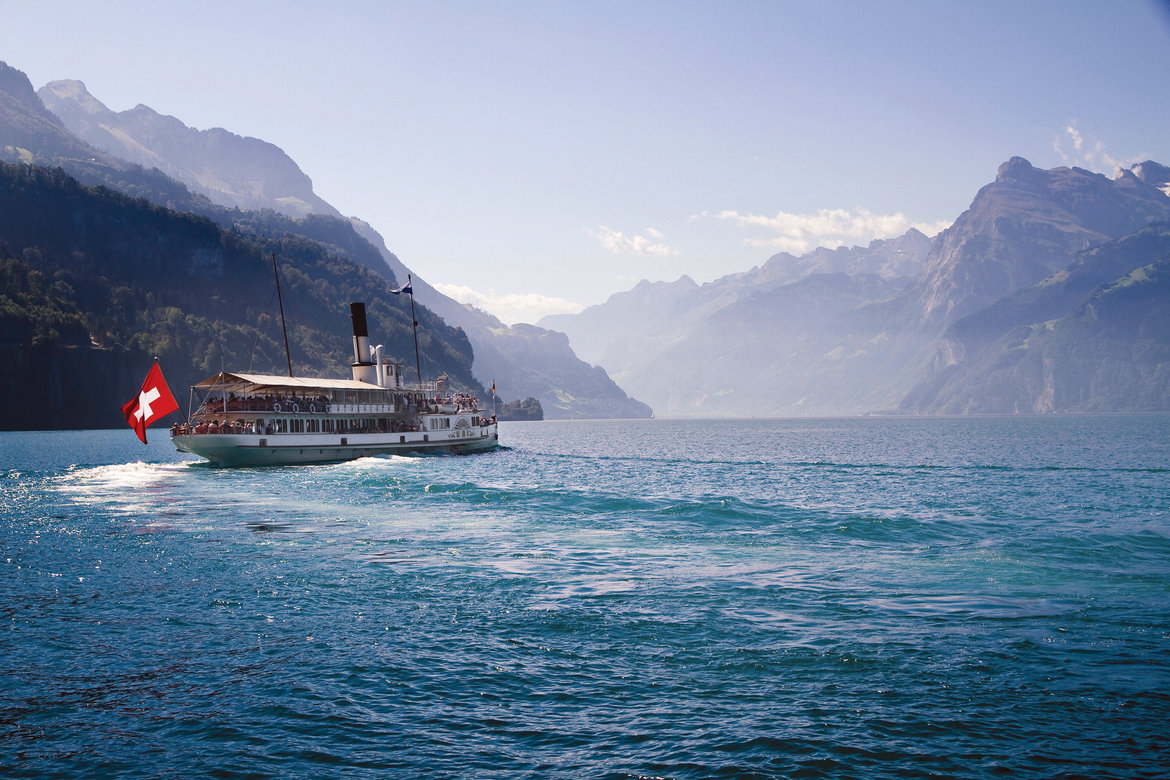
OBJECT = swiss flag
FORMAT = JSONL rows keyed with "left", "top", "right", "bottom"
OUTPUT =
{"left": 121, "top": 361, "right": 179, "bottom": 444}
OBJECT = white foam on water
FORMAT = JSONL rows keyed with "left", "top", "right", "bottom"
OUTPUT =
{"left": 56, "top": 461, "right": 192, "bottom": 507}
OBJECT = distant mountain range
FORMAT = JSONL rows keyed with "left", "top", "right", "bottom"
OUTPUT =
{"left": 0, "top": 61, "right": 650, "bottom": 420}
{"left": 6, "top": 55, "right": 1169, "bottom": 420}
{"left": 543, "top": 158, "right": 1170, "bottom": 415}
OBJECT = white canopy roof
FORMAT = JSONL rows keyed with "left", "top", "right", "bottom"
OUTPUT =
{"left": 193, "top": 371, "right": 394, "bottom": 393}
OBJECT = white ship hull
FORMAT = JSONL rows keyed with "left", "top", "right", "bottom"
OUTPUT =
{"left": 174, "top": 423, "right": 498, "bottom": 467}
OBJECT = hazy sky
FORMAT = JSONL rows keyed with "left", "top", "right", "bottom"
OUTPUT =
{"left": 4, "top": 0, "right": 1170, "bottom": 324}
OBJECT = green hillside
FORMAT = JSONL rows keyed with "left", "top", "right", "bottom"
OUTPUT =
{"left": 0, "top": 162, "right": 481, "bottom": 430}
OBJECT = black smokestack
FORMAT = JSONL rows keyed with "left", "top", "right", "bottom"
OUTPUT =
{"left": 350, "top": 302, "right": 372, "bottom": 367}
{"left": 350, "top": 302, "right": 369, "bottom": 339}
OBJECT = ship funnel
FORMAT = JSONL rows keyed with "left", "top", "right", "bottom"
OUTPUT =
{"left": 349, "top": 302, "right": 377, "bottom": 383}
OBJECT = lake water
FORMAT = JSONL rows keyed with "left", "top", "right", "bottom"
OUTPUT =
{"left": 2, "top": 416, "right": 1168, "bottom": 778}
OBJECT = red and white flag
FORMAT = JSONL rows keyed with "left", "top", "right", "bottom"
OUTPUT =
{"left": 121, "top": 361, "right": 179, "bottom": 444}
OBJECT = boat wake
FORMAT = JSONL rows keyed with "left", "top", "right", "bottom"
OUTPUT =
{"left": 58, "top": 460, "right": 192, "bottom": 496}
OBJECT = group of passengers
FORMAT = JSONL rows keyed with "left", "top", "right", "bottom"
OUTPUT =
{"left": 201, "top": 392, "right": 330, "bottom": 414}
{"left": 172, "top": 420, "right": 271, "bottom": 436}
{"left": 423, "top": 392, "right": 480, "bottom": 412}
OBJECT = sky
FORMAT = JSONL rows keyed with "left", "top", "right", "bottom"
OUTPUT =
{"left": 3, "top": 0, "right": 1170, "bottom": 324}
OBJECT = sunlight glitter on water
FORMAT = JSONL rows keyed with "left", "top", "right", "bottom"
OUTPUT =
{"left": 2, "top": 418, "right": 1168, "bottom": 778}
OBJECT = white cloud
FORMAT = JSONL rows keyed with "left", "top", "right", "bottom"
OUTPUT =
{"left": 1054, "top": 122, "right": 1129, "bottom": 175}
{"left": 702, "top": 207, "right": 950, "bottom": 254}
{"left": 591, "top": 225, "right": 679, "bottom": 256}
{"left": 433, "top": 283, "right": 584, "bottom": 325}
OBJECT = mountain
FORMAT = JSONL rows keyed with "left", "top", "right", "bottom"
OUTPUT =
{"left": 542, "top": 230, "right": 934, "bottom": 416}
{"left": 0, "top": 160, "right": 482, "bottom": 430}
{"left": 348, "top": 220, "right": 651, "bottom": 419}
{"left": 908, "top": 157, "right": 1170, "bottom": 327}
{"left": 1, "top": 64, "right": 95, "bottom": 162}
{"left": 0, "top": 60, "right": 493, "bottom": 430}
{"left": 31, "top": 64, "right": 649, "bottom": 419}
{"left": 544, "top": 159, "right": 1170, "bottom": 416}
{"left": 902, "top": 222, "right": 1170, "bottom": 413}
{"left": 40, "top": 79, "right": 342, "bottom": 218}
{"left": 1132, "top": 160, "right": 1170, "bottom": 196}
{"left": 0, "top": 62, "right": 205, "bottom": 211}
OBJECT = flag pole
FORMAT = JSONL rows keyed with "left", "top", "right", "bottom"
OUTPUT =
{"left": 407, "top": 274, "right": 423, "bottom": 390}
{"left": 272, "top": 252, "right": 293, "bottom": 378}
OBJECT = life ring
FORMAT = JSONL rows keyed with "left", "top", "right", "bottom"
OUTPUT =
{"left": 292, "top": 403, "right": 300, "bottom": 413}
{"left": 309, "top": 403, "right": 317, "bottom": 413}
{"left": 272, "top": 402, "right": 282, "bottom": 413}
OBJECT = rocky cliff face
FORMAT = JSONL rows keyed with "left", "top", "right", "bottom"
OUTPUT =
{"left": 902, "top": 223, "right": 1170, "bottom": 413}
{"left": 0, "top": 344, "right": 149, "bottom": 430}
{"left": 0, "top": 63, "right": 106, "bottom": 163}
{"left": 908, "top": 157, "right": 1170, "bottom": 327}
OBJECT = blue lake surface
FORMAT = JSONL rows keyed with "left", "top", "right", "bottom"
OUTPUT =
{"left": 2, "top": 416, "right": 1169, "bottom": 778}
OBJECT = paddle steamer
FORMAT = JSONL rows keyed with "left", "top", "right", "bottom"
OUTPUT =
{"left": 171, "top": 302, "right": 498, "bottom": 466}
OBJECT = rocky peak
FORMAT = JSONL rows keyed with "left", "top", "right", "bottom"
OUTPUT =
{"left": 0, "top": 61, "right": 43, "bottom": 113}
{"left": 995, "top": 156, "right": 1042, "bottom": 186}
{"left": 0, "top": 63, "right": 101, "bottom": 162}
{"left": 911, "top": 157, "right": 1170, "bottom": 326}
{"left": 39, "top": 79, "right": 109, "bottom": 115}
{"left": 1129, "top": 161, "right": 1170, "bottom": 196}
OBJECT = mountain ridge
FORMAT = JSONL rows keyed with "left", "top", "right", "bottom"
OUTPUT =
{"left": 33, "top": 66, "right": 649, "bottom": 419}
{"left": 8, "top": 58, "right": 1169, "bottom": 419}
{"left": 40, "top": 79, "right": 343, "bottom": 219}
{"left": 544, "top": 157, "right": 1170, "bottom": 416}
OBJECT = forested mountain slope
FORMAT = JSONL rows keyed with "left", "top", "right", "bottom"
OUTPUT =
{"left": 0, "top": 162, "right": 479, "bottom": 429}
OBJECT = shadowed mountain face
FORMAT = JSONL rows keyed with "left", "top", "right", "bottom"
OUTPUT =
{"left": 0, "top": 160, "right": 484, "bottom": 430}
{"left": 543, "top": 159, "right": 1170, "bottom": 416}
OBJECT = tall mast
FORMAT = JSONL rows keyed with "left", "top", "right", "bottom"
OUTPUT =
{"left": 272, "top": 252, "right": 293, "bottom": 377}
{"left": 407, "top": 274, "right": 423, "bottom": 389}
